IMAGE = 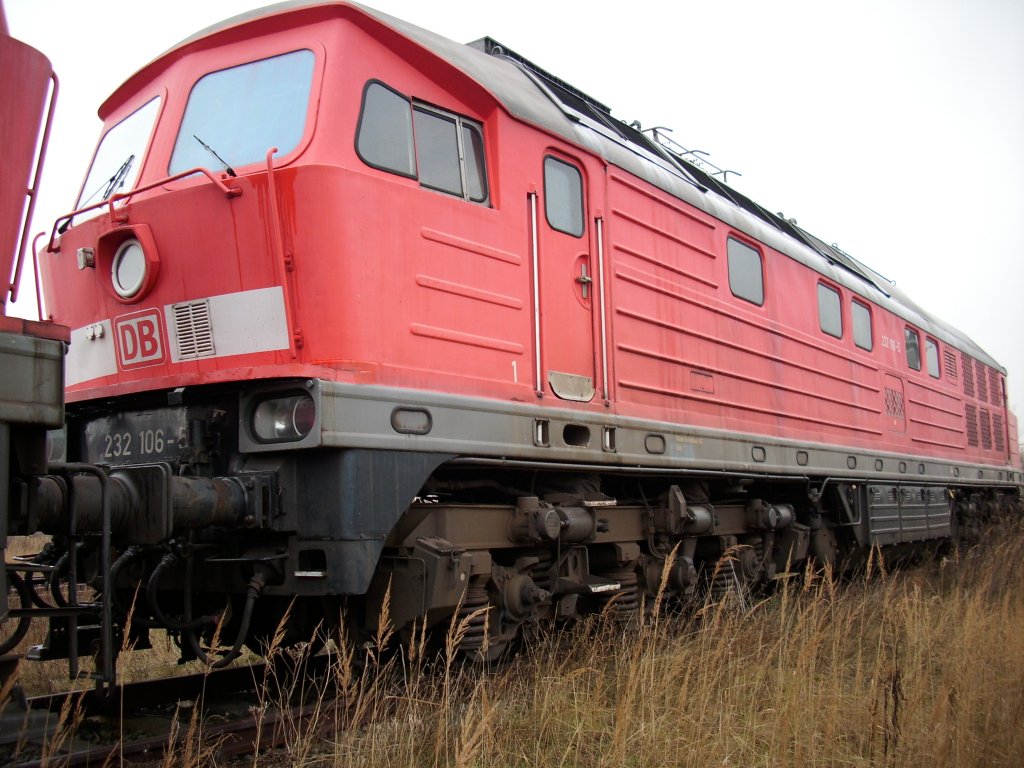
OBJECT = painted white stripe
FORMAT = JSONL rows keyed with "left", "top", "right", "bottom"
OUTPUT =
{"left": 166, "top": 285, "right": 289, "bottom": 363}
{"left": 66, "top": 320, "right": 117, "bottom": 386}
{"left": 67, "top": 286, "right": 291, "bottom": 387}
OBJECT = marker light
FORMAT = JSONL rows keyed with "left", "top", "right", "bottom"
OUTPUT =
{"left": 111, "top": 238, "right": 147, "bottom": 298}
{"left": 252, "top": 394, "right": 316, "bottom": 442}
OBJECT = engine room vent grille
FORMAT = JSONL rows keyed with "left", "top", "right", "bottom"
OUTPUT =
{"left": 943, "top": 349, "right": 958, "bottom": 380}
{"left": 172, "top": 299, "right": 215, "bottom": 359}
{"left": 989, "top": 368, "right": 1001, "bottom": 405}
{"left": 980, "top": 408, "right": 992, "bottom": 451}
{"left": 976, "top": 359, "right": 988, "bottom": 402}
{"left": 994, "top": 413, "right": 1005, "bottom": 453}
{"left": 965, "top": 404, "right": 978, "bottom": 447}
{"left": 962, "top": 353, "right": 975, "bottom": 398}
{"left": 885, "top": 387, "right": 905, "bottom": 421}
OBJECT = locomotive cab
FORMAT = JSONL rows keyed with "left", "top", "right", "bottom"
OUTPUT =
{"left": 33, "top": 2, "right": 588, "bottom": 661}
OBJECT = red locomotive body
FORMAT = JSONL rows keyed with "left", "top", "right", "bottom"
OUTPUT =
{"left": 7, "top": 1, "right": 1021, "bottom": 672}
{"left": 43, "top": 4, "right": 1016, "bottom": 471}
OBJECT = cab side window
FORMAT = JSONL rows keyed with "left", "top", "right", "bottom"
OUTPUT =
{"left": 356, "top": 81, "right": 415, "bottom": 177}
{"left": 356, "top": 81, "right": 488, "bottom": 204}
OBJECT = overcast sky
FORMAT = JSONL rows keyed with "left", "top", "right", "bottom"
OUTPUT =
{"left": 7, "top": 0, "right": 1023, "bottom": 446}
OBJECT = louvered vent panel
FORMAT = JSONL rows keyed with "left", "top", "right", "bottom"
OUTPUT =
{"left": 965, "top": 404, "right": 978, "bottom": 447}
{"left": 994, "top": 414, "right": 1005, "bottom": 453}
{"left": 989, "top": 368, "right": 1001, "bottom": 405}
{"left": 173, "top": 300, "right": 215, "bottom": 359}
{"left": 976, "top": 359, "right": 988, "bottom": 402}
{"left": 943, "top": 349, "right": 958, "bottom": 380}
{"left": 980, "top": 408, "right": 992, "bottom": 450}
{"left": 962, "top": 353, "right": 975, "bottom": 398}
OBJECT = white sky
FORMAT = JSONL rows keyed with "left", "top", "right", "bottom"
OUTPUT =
{"left": 6, "top": 0, "right": 1024, "bottom": 447}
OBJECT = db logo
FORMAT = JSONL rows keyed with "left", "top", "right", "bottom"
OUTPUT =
{"left": 114, "top": 310, "right": 166, "bottom": 370}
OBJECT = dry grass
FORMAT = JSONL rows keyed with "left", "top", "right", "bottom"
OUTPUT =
{"left": 6, "top": 525, "right": 1024, "bottom": 767}
{"left": 280, "top": 525, "right": 1024, "bottom": 768}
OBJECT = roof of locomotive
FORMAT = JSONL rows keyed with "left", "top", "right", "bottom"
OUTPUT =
{"left": 134, "top": 1, "right": 1001, "bottom": 372}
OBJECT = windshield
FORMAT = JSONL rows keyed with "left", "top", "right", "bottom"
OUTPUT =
{"left": 169, "top": 49, "right": 315, "bottom": 175}
{"left": 76, "top": 96, "right": 161, "bottom": 210}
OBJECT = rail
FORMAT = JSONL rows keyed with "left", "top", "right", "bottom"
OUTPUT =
{"left": 50, "top": 462, "right": 114, "bottom": 691}
{"left": 644, "top": 126, "right": 743, "bottom": 184}
{"left": 3, "top": 656, "right": 334, "bottom": 767}
{"left": 46, "top": 166, "right": 241, "bottom": 254}
{"left": 8, "top": 71, "right": 58, "bottom": 306}
{"left": 265, "top": 146, "right": 301, "bottom": 356}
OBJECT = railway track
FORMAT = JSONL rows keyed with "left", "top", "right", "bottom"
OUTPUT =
{"left": 0, "top": 654, "right": 335, "bottom": 766}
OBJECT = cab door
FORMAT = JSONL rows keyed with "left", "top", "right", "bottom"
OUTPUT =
{"left": 530, "top": 153, "right": 597, "bottom": 402}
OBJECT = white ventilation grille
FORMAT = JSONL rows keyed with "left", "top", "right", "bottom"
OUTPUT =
{"left": 172, "top": 299, "right": 215, "bottom": 359}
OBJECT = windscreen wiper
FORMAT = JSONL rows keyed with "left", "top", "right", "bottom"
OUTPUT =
{"left": 193, "top": 135, "right": 237, "bottom": 177}
{"left": 100, "top": 154, "right": 135, "bottom": 201}
{"left": 60, "top": 153, "right": 135, "bottom": 234}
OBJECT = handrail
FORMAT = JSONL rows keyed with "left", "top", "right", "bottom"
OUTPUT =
{"left": 595, "top": 215, "right": 610, "bottom": 405}
{"left": 645, "top": 126, "right": 742, "bottom": 183}
{"left": 31, "top": 230, "right": 46, "bottom": 320}
{"left": 264, "top": 146, "right": 300, "bottom": 357}
{"left": 48, "top": 462, "right": 114, "bottom": 691}
{"left": 528, "top": 191, "right": 543, "bottom": 397}
{"left": 47, "top": 165, "right": 241, "bottom": 253}
{"left": 9, "top": 70, "right": 58, "bottom": 304}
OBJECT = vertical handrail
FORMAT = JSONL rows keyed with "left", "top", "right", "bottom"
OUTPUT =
{"left": 528, "top": 192, "right": 543, "bottom": 397}
{"left": 9, "top": 71, "right": 58, "bottom": 306}
{"left": 31, "top": 231, "right": 46, "bottom": 320}
{"left": 50, "top": 463, "right": 114, "bottom": 691}
{"left": 265, "top": 147, "right": 299, "bottom": 357}
{"left": 64, "top": 471, "right": 79, "bottom": 681}
{"left": 595, "top": 216, "right": 610, "bottom": 405}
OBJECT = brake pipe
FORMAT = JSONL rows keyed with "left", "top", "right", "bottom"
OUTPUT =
{"left": 184, "top": 572, "right": 266, "bottom": 669}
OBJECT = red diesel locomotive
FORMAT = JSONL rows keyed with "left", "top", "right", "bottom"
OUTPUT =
{"left": 5, "top": 1, "right": 1022, "bottom": 676}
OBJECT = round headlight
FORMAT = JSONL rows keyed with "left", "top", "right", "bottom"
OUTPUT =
{"left": 111, "top": 238, "right": 147, "bottom": 298}
{"left": 252, "top": 394, "right": 316, "bottom": 442}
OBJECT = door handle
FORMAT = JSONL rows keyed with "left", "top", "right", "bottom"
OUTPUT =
{"left": 575, "top": 262, "right": 592, "bottom": 299}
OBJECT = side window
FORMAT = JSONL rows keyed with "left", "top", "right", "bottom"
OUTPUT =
{"left": 355, "top": 81, "right": 488, "bottom": 203}
{"left": 852, "top": 299, "right": 873, "bottom": 351}
{"left": 925, "top": 337, "right": 940, "bottom": 378}
{"left": 356, "top": 82, "right": 415, "bottom": 176}
{"left": 905, "top": 327, "right": 921, "bottom": 371}
{"left": 413, "top": 108, "right": 462, "bottom": 195}
{"left": 463, "top": 125, "right": 487, "bottom": 202}
{"left": 170, "top": 49, "right": 315, "bottom": 175}
{"left": 727, "top": 237, "right": 764, "bottom": 306}
{"left": 543, "top": 156, "right": 584, "bottom": 236}
{"left": 817, "top": 283, "right": 842, "bottom": 338}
